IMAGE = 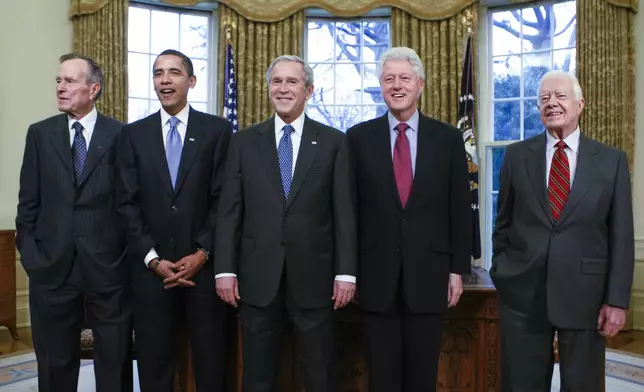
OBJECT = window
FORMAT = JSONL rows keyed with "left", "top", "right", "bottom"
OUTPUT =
{"left": 127, "top": 4, "right": 213, "bottom": 122}
{"left": 304, "top": 18, "right": 391, "bottom": 132}
{"left": 480, "top": 1, "right": 576, "bottom": 266}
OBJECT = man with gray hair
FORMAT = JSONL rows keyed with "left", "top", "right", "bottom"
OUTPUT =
{"left": 16, "top": 53, "right": 131, "bottom": 391}
{"left": 491, "top": 70, "right": 634, "bottom": 391}
{"left": 215, "top": 54, "right": 357, "bottom": 392}
{"left": 346, "top": 46, "right": 472, "bottom": 392}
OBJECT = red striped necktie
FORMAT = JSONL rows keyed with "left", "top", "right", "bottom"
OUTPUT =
{"left": 548, "top": 141, "right": 570, "bottom": 221}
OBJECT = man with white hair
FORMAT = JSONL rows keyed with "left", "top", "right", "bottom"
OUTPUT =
{"left": 491, "top": 70, "right": 634, "bottom": 391}
{"left": 346, "top": 47, "right": 472, "bottom": 392}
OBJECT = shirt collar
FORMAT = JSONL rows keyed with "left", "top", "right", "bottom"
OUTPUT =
{"left": 160, "top": 104, "right": 191, "bottom": 128}
{"left": 68, "top": 106, "right": 98, "bottom": 132}
{"left": 546, "top": 126, "right": 580, "bottom": 153}
{"left": 275, "top": 111, "right": 306, "bottom": 135}
{"left": 388, "top": 109, "right": 419, "bottom": 133}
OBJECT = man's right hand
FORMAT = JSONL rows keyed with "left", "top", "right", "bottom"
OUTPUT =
{"left": 216, "top": 276, "right": 240, "bottom": 307}
{"left": 151, "top": 259, "right": 195, "bottom": 289}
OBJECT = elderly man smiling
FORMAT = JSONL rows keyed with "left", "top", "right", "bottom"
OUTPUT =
{"left": 491, "top": 70, "right": 634, "bottom": 392}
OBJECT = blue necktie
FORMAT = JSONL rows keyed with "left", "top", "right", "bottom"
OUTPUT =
{"left": 278, "top": 125, "right": 294, "bottom": 200}
{"left": 166, "top": 117, "right": 182, "bottom": 189}
{"left": 71, "top": 121, "right": 87, "bottom": 183}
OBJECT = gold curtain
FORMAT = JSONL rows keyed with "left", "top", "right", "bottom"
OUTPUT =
{"left": 391, "top": 5, "right": 478, "bottom": 126}
{"left": 218, "top": 4, "right": 304, "bottom": 129}
{"left": 577, "top": 0, "right": 636, "bottom": 167}
{"left": 70, "top": 0, "right": 128, "bottom": 122}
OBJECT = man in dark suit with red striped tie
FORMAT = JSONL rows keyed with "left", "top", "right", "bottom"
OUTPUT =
{"left": 491, "top": 70, "right": 635, "bottom": 392}
{"left": 346, "top": 47, "right": 473, "bottom": 392}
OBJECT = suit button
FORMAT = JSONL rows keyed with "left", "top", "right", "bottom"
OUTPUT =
{"left": 281, "top": 241, "right": 286, "bottom": 246}
{"left": 172, "top": 205, "right": 177, "bottom": 211}
{"left": 396, "top": 248, "right": 400, "bottom": 252}
{"left": 169, "top": 237, "right": 174, "bottom": 243}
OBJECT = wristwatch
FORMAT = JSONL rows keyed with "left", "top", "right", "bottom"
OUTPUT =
{"left": 197, "top": 247, "right": 210, "bottom": 261}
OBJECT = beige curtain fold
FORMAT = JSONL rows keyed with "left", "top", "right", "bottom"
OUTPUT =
{"left": 218, "top": 4, "right": 304, "bottom": 129}
{"left": 577, "top": 0, "right": 636, "bottom": 168}
{"left": 391, "top": 5, "right": 478, "bottom": 126}
{"left": 71, "top": 0, "right": 128, "bottom": 122}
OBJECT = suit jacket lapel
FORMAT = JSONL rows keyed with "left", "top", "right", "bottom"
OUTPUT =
{"left": 148, "top": 112, "right": 174, "bottom": 196}
{"left": 285, "top": 117, "right": 320, "bottom": 209}
{"left": 77, "top": 113, "right": 114, "bottom": 186}
{"left": 405, "top": 115, "right": 434, "bottom": 209}
{"left": 257, "top": 117, "right": 286, "bottom": 205}
{"left": 173, "top": 108, "right": 204, "bottom": 195}
{"left": 50, "top": 114, "right": 75, "bottom": 183}
{"left": 556, "top": 134, "right": 598, "bottom": 225}
{"left": 372, "top": 114, "right": 403, "bottom": 209}
{"left": 525, "top": 134, "right": 552, "bottom": 223}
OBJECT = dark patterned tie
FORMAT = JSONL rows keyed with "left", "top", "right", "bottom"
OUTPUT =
{"left": 393, "top": 123, "right": 413, "bottom": 208}
{"left": 277, "top": 125, "right": 294, "bottom": 201}
{"left": 71, "top": 121, "right": 87, "bottom": 183}
{"left": 548, "top": 141, "right": 570, "bottom": 221}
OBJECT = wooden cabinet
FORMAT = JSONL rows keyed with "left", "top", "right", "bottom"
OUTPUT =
{"left": 0, "top": 230, "right": 18, "bottom": 340}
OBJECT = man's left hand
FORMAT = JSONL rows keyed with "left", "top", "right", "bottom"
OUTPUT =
{"left": 332, "top": 281, "right": 355, "bottom": 310}
{"left": 164, "top": 250, "right": 206, "bottom": 289}
{"left": 597, "top": 304, "right": 627, "bottom": 337}
{"left": 447, "top": 273, "right": 463, "bottom": 308}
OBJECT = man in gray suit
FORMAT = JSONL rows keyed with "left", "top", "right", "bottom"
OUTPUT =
{"left": 491, "top": 70, "right": 634, "bottom": 392}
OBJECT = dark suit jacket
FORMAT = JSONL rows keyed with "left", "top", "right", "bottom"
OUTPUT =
{"left": 490, "top": 132, "right": 634, "bottom": 329}
{"left": 15, "top": 112, "right": 127, "bottom": 289}
{"left": 215, "top": 115, "right": 357, "bottom": 309}
{"left": 115, "top": 108, "right": 231, "bottom": 270}
{"left": 345, "top": 112, "right": 472, "bottom": 314}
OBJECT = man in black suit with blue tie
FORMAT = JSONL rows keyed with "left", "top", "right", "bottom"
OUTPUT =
{"left": 115, "top": 49, "right": 232, "bottom": 392}
{"left": 16, "top": 53, "right": 131, "bottom": 392}
{"left": 215, "top": 55, "right": 357, "bottom": 392}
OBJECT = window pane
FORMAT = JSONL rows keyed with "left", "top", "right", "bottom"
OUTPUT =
{"left": 306, "top": 105, "right": 334, "bottom": 127}
{"left": 523, "top": 52, "right": 550, "bottom": 97}
{"left": 491, "top": 147, "right": 506, "bottom": 192}
{"left": 493, "top": 101, "right": 520, "bottom": 141}
{"left": 335, "top": 64, "right": 361, "bottom": 105}
{"left": 190, "top": 59, "right": 209, "bottom": 102}
{"left": 493, "top": 56, "right": 521, "bottom": 99}
{"left": 129, "top": 98, "right": 151, "bottom": 123}
{"left": 334, "top": 106, "right": 362, "bottom": 132}
{"left": 151, "top": 10, "right": 179, "bottom": 54}
{"left": 180, "top": 14, "right": 209, "bottom": 59}
{"left": 307, "top": 21, "right": 334, "bottom": 62}
{"left": 311, "top": 64, "right": 334, "bottom": 105}
{"left": 522, "top": 6, "right": 552, "bottom": 52}
{"left": 553, "top": 49, "right": 576, "bottom": 74}
{"left": 128, "top": 53, "right": 151, "bottom": 99}
{"left": 553, "top": 1, "right": 576, "bottom": 49}
{"left": 335, "top": 22, "right": 361, "bottom": 62}
{"left": 492, "top": 10, "right": 522, "bottom": 56}
{"left": 523, "top": 99, "right": 542, "bottom": 139}
{"left": 362, "top": 64, "right": 381, "bottom": 104}
{"left": 492, "top": 193, "right": 499, "bottom": 230}
{"left": 149, "top": 99, "right": 161, "bottom": 115}
{"left": 128, "top": 7, "right": 150, "bottom": 53}
{"left": 362, "top": 21, "right": 390, "bottom": 62}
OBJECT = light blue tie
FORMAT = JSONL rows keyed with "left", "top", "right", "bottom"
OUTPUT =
{"left": 166, "top": 116, "right": 182, "bottom": 189}
{"left": 278, "top": 125, "right": 294, "bottom": 200}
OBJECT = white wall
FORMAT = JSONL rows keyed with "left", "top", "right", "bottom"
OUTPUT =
{"left": 0, "top": 0, "right": 72, "bottom": 327}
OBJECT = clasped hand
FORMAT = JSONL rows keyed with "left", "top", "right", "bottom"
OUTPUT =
{"left": 153, "top": 250, "right": 206, "bottom": 289}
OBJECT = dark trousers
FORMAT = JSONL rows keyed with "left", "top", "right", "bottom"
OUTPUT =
{"left": 363, "top": 285, "right": 444, "bottom": 392}
{"left": 133, "top": 262, "right": 228, "bottom": 392}
{"left": 29, "top": 259, "right": 132, "bottom": 392}
{"left": 239, "top": 274, "right": 335, "bottom": 392}
{"left": 499, "top": 300, "right": 605, "bottom": 392}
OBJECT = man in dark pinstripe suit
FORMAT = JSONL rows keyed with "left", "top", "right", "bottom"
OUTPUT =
{"left": 15, "top": 53, "right": 132, "bottom": 392}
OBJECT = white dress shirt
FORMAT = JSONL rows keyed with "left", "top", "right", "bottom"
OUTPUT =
{"left": 216, "top": 113, "right": 356, "bottom": 284}
{"left": 545, "top": 127, "right": 580, "bottom": 187}
{"left": 68, "top": 106, "right": 98, "bottom": 149}
{"left": 143, "top": 104, "right": 191, "bottom": 266}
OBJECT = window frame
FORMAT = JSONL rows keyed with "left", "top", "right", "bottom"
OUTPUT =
{"left": 127, "top": 2, "right": 218, "bottom": 122}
